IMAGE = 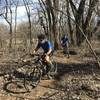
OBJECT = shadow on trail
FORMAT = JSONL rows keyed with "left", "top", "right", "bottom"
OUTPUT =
{"left": 55, "top": 61, "right": 100, "bottom": 80}
{"left": 0, "top": 59, "right": 100, "bottom": 95}
{"left": 2, "top": 70, "right": 32, "bottom": 94}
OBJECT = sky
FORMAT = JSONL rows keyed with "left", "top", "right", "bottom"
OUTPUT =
{"left": 0, "top": 0, "right": 39, "bottom": 24}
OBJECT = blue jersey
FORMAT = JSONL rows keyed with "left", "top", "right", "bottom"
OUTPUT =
{"left": 37, "top": 40, "right": 53, "bottom": 53}
{"left": 61, "top": 36, "right": 69, "bottom": 47}
{"left": 61, "top": 37, "right": 69, "bottom": 44}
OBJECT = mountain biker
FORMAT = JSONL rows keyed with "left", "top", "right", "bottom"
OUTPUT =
{"left": 61, "top": 34, "right": 70, "bottom": 58}
{"left": 33, "top": 34, "right": 54, "bottom": 78}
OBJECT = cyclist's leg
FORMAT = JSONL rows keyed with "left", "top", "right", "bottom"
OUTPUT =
{"left": 46, "top": 54, "right": 55, "bottom": 79}
{"left": 66, "top": 43, "right": 70, "bottom": 58}
{"left": 63, "top": 43, "right": 70, "bottom": 58}
{"left": 42, "top": 55, "right": 53, "bottom": 78}
{"left": 62, "top": 44, "right": 67, "bottom": 54}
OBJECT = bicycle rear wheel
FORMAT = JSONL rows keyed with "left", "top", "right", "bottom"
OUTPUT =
{"left": 50, "top": 61, "right": 57, "bottom": 75}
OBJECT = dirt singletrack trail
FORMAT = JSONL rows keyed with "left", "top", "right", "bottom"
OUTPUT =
{"left": 0, "top": 53, "right": 80, "bottom": 100}
{"left": 0, "top": 50, "right": 100, "bottom": 100}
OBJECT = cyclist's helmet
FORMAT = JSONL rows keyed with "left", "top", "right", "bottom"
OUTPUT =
{"left": 63, "top": 34, "right": 66, "bottom": 37}
{"left": 37, "top": 34, "right": 46, "bottom": 40}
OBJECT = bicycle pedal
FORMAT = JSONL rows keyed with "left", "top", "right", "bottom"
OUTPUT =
{"left": 48, "top": 76, "right": 53, "bottom": 80}
{"left": 31, "top": 82, "right": 38, "bottom": 88}
{"left": 47, "top": 75, "right": 53, "bottom": 80}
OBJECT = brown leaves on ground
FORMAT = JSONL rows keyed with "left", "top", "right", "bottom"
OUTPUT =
{"left": 0, "top": 41, "right": 100, "bottom": 100}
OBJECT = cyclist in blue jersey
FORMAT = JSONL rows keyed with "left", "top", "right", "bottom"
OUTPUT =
{"left": 33, "top": 34, "right": 54, "bottom": 78}
{"left": 61, "top": 34, "right": 70, "bottom": 58}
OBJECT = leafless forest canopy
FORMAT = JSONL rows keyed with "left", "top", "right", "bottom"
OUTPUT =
{"left": 0, "top": 0, "right": 99, "bottom": 50}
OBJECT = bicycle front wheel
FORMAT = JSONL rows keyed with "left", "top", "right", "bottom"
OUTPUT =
{"left": 24, "top": 65, "right": 42, "bottom": 90}
{"left": 4, "top": 80, "right": 28, "bottom": 93}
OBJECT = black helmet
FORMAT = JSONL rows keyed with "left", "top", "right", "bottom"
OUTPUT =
{"left": 37, "top": 34, "right": 46, "bottom": 40}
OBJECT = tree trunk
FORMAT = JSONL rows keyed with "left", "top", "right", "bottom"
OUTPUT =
{"left": 83, "top": 0, "right": 99, "bottom": 40}
{"left": 45, "top": 0, "right": 59, "bottom": 49}
{"left": 23, "top": 0, "right": 32, "bottom": 52}
{"left": 51, "top": 0, "right": 59, "bottom": 49}
{"left": 69, "top": 0, "right": 86, "bottom": 46}
{"left": 66, "top": 0, "right": 74, "bottom": 45}
{"left": 9, "top": 24, "right": 12, "bottom": 50}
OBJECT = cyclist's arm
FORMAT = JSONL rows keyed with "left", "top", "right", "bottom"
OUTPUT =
{"left": 46, "top": 48, "right": 52, "bottom": 55}
{"left": 34, "top": 43, "right": 40, "bottom": 52}
{"left": 61, "top": 37, "right": 63, "bottom": 44}
{"left": 61, "top": 40, "right": 63, "bottom": 44}
{"left": 45, "top": 42, "right": 52, "bottom": 56}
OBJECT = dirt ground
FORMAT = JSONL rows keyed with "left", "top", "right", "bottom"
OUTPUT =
{"left": 0, "top": 41, "right": 100, "bottom": 100}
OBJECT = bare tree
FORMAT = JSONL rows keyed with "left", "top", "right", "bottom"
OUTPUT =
{"left": 23, "top": 0, "right": 32, "bottom": 51}
{"left": 13, "top": 0, "right": 19, "bottom": 55}
{"left": 0, "top": 24, "right": 8, "bottom": 48}
{"left": 38, "top": 0, "right": 49, "bottom": 36}
{"left": 66, "top": 0, "right": 74, "bottom": 45}
{"left": 83, "top": 0, "right": 99, "bottom": 40}
{"left": 2, "top": 0, "right": 13, "bottom": 51}
{"left": 40, "top": 0, "right": 60, "bottom": 49}
{"left": 39, "top": 0, "right": 52, "bottom": 40}
{"left": 68, "top": 0, "right": 99, "bottom": 46}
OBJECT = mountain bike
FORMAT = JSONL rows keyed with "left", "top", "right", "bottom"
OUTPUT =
{"left": 2, "top": 54, "right": 57, "bottom": 93}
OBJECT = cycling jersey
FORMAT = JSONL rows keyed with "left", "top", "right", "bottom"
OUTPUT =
{"left": 37, "top": 40, "right": 53, "bottom": 53}
{"left": 61, "top": 36, "right": 69, "bottom": 47}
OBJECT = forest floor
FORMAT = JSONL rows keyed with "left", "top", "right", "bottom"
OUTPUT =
{"left": 0, "top": 40, "right": 100, "bottom": 100}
